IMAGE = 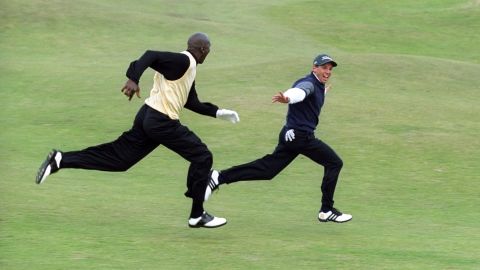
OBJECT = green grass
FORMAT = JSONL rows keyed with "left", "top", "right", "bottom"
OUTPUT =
{"left": 1, "top": 0, "right": 479, "bottom": 269}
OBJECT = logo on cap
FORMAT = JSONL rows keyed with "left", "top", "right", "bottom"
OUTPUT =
{"left": 313, "top": 54, "right": 337, "bottom": 67}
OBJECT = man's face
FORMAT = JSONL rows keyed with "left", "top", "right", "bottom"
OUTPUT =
{"left": 198, "top": 43, "right": 210, "bottom": 64}
{"left": 312, "top": 63, "right": 334, "bottom": 83}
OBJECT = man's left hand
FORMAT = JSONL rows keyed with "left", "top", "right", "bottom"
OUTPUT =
{"left": 216, "top": 109, "right": 240, "bottom": 123}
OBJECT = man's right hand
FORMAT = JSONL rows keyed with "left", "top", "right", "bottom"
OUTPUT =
{"left": 285, "top": 129, "right": 295, "bottom": 142}
{"left": 121, "top": 79, "right": 141, "bottom": 101}
{"left": 272, "top": 92, "right": 289, "bottom": 103}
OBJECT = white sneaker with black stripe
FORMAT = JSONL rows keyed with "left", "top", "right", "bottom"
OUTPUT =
{"left": 188, "top": 211, "right": 227, "bottom": 228}
{"left": 318, "top": 208, "right": 352, "bottom": 223}
{"left": 36, "top": 149, "right": 62, "bottom": 184}
{"left": 204, "top": 170, "right": 220, "bottom": 201}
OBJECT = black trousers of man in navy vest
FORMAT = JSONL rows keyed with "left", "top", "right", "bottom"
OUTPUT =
{"left": 219, "top": 126, "right": 343, "bottom": 211}
{"left": 60, "top": 104, "right": 212, "bottom": 210}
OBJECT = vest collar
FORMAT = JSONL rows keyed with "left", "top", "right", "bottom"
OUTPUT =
{"left": 310, "top": 72, "right": 325, "bottom": 86}
{"left": 185, "top": 50, "right": 198, "bottom": 65}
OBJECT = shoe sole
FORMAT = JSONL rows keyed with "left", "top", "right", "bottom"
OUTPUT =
{"left": 188, "top": 221, "right": 227, "bottom": 229}
{"left": 36, "top": 151, "right": 56, "bottom": 184}
{"left": 318, "top": 217, "right": 352, "bottom": 223}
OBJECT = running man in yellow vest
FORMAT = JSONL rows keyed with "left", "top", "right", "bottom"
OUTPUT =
{"left": 36, "top": 33, "right": 239, "bottom": 228}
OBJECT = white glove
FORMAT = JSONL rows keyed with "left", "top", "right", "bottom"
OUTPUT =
{"left": 216, "top": 109, "right": 240, "bottom": 123}
{"left": 285, "top": 129, "right": 295, "bottom": 142}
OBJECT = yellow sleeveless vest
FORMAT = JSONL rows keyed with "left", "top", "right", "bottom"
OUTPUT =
{"left": 145, "top": 51, "right": 196, "bottom": 120}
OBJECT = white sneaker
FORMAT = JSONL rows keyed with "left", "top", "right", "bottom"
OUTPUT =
{"left": 318, "top": 208, "right": 352, "bottom": 223}
{"left": 204, "top": 170, "right": 220, "bottom": 201}
{"left": 188, "top": 211, "right": 227, "bottom": 228}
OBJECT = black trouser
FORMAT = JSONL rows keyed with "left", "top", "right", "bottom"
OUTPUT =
{"left": 220, "top": 126, "right": 343, "bottom": 211}
{"left": 61, "top": 104, "right": 212, "bottom": 216}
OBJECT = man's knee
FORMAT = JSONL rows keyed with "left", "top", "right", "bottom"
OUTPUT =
{"left": 196, "top": 150, "right": 213, "bottom": 167}
{"left": 332, "top": 158, "right": 343, "bottom": 170}
{"left": 324, "top": 156, "right": 343, "bottom": 171}
{"left": 204, "top": 153, "right": 213, "bottom": 168}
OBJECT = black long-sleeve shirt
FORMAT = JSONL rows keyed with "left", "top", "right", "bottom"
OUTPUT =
{"left": 126, "top": 50, "right": 218, "bottom": 118}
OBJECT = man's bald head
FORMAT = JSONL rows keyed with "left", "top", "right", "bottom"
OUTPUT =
{"left": 188, "top": 32, "right": 210, "bottom": 49}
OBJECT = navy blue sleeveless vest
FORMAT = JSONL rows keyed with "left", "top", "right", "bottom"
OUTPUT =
{"left": 285, "top": 73, "right": 325, "bottom": 133}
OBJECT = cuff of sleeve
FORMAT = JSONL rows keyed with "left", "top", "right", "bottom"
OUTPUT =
{"left": 284, "top": 88, "right": 306, "bottom": 104}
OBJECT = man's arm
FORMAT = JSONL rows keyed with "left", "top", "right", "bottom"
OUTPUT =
{"left": 185, "top": 84, "right": 240, "bottom": 123}
{"left": 121, "top": 51, "right": 190, "bottom": 101}
{"left": 272, "top": 81, "right": 314, "bottom": 104}
{"left": 126, "top": 51, "right": 189, "bottom": 83}
{"left": 184, "top": 83, "right": 219, "bottom": 117}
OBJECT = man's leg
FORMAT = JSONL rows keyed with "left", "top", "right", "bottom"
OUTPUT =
{"left": 142, "top": 107, "right": 224, "bottom": 227}
{"left": 300, "top": 138, "right": 351, "bottom": 223}
{"left": 159, "top": 128, "right": 226, "bottom": 228}
{"left": 37, "top": 105, "right": 158, "bottom": 184}
{"left": 219, "top": 144, "right": 297, "bottom": 184}
{"left": 219, "top": 127, "right": 298, "bottom": 184}
{"left": 60, "top": 105, "right": 158, "bottom": 171}
{"left": 203, "top": 144, "right": 297, "bottom": 202}
{"left": 161, "top": 130, "right": 212, "bottom": 218}
{"left": 300, "top": 138, "right": 343, "bottom": 211}
{"left": 203, "top": 127, "right": 297, "bottom": 201}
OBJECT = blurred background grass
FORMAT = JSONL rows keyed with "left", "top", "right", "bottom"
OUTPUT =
{"left": 1, "top": 0, "right": 479, "bottom": 269}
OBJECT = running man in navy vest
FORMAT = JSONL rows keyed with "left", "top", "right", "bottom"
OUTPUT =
{"left": 205, "top": 54, "right": 352, "bottom": 223}
{"left": 36, "top": 33, "right": 239, "bottom": 228}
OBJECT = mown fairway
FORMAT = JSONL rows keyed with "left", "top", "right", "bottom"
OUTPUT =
{"left": 1, "top": 0, "right": 479, "bottom": 269}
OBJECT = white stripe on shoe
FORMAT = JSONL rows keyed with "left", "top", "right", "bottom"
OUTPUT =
{"left": 204, "top": 170, "right": 219, "bottom": 201}
{"left": 54, "top": 152, "right": 62, "bottom": 168}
